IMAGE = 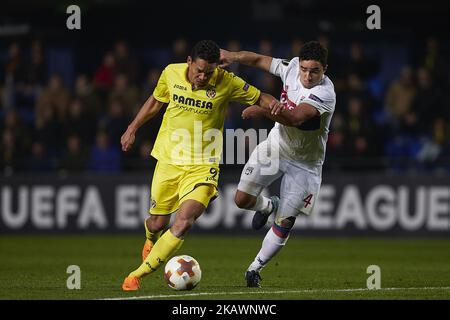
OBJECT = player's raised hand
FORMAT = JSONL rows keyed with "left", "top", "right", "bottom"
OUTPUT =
{"left": 242, "top": 105, "right": 265, "bottom": 119}
{"left": 120, "top": 127, "right": 136, "bottom": 152}
{"left": 219, "top": 49, "right": 235, "bottom": 68}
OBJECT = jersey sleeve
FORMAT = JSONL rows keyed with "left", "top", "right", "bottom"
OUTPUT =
{"left": 301, "top": 86, "right": 336, "bottom": 115}
{"left": 228, "top": 73, "right": 261, "bottom": 105}
{"left": 152, "top": 68, "right": 170, "bottom": 103}
{"left": 269, "top": 58, "right": 290, "bottom": 79}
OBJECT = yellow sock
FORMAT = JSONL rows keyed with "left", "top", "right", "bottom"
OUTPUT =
{"left": 129, "top": 229, "right": 183, "bottom": 278}
{"left": 144, "top": 219, "right": 162, "bottom": 245}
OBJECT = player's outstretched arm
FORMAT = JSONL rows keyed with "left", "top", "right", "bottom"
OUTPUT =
{"left": 256, "top": 92, "right": 280, "bottom": 111}
{"left": 121, "top": 95, "right": 164, "bottom": 152}
{"left": 242, "top": 105, "right": 292, "bottom": 126}
{"left": 245, "top": 93, "right": 301, "bottom": 126}
{"left": 220, "top": 49, "right": 272, "bottom": 72}
{"left": 285, "top": 103, "right": 320, "bottom": 126}
{"left": 254, "top": 92, "right": 293, "bottom": 124}
{"left": 244, "top": 93, "right": 320, "bottom": 127}
{"left": 269, "top": 100, "right": 320, "bottom": 127}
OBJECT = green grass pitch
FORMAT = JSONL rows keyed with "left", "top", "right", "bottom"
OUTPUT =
{"left": 0, "top": 234, "right": 449, "bottom": 300}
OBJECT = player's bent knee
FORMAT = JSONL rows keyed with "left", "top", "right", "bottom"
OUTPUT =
{"left": 234, "top": 190, "right": 255, "bottom": 209}
{"left": 173, "top": 186, "right": 215, "bottom": 237}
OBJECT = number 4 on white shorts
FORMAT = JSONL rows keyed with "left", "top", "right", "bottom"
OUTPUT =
{"left": 303, "top": 194, "right": 313, "bottom": 207}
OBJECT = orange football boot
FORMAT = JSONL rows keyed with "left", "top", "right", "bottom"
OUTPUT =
{"left": 122, "top": 276, "right": 140, "bottom": 291}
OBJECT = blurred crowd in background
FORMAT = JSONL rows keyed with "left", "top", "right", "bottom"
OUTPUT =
{"left": 1, "top": 36, "right": 449, "bottom": 175}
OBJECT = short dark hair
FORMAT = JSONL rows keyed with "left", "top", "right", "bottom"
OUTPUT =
{"left": 299, "top": 41, "right": 328, "bottom": 67}
{"left": 190, "top": 40, "right": 220, "bottom": 64}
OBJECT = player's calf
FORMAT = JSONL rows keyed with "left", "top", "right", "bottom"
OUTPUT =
{"left": 246, "top": 216, "right": 296, "bottom": 286}
{"left": 171, "top": 199, "right": 206, "bottom": 237}
{"left": 235, "top": 190, "right": 279, "bottom": 230}
{"left": 142, "top": 216, "right": 167, "bottom": 261}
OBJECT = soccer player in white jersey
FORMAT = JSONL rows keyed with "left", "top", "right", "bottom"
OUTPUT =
{"left": 220, "top": 41, "right": 336, "bottom": 287}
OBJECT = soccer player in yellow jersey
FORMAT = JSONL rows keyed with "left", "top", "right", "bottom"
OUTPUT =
{"left": 120, "top": 40, "right": 281, "bottom": 291}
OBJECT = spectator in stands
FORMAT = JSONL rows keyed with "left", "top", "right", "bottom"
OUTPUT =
{"left": 411, "top": 67, "right": 445, "bottom": 135}
{"left": 93, "top": 52, "right": 116, "bottom": 90}
{"left": 288, "top": 38, "right": 303, "bottom": 59}
{"left": 140, "top": 68, "right": 161, "bottom": 103}
{"left": 171, "top": 38, "right": 189, "bottom": 63}
{"left": 318, "top": 34, "right": 343, "bottom": 85}
{"left": 3, "top": 42, "right": 26, "bottom": 85}
{"left": 131, "top": 140, "right": 156, "bottom": 171}
{"left": 414, "top": 117, "right": 450, "bottom": 170}
{"left": 2, "top": 109, "right": 30, "bottom": 149}
{"left": 26, "top": 39, "right": 47, "bottom": 88}
{"left": 346, "top": 73, "right": 373, "bottom": 103}
{"left": 2, "top": 42, "right": 26, "bottom": 109}
{"left": 326, "top": 113, "right": 346, "bottom": 170}
{"left": 344, "top": 42, "right": 379, "bottom": 81}
{"left": 384, "top": 66, "right": 417, "bottom": 129}
{"left": 431, "top": 118, "right": 449, "bottom": 152}
{"left": 88, "top": 130, "right": 121, "bottom": 172}
{"left": 100, "top": 100, "right": 132, "bottom": 148}
{"left": 13, "top": 39, "right": 47, "bottom": 109}
{"left": 422, "top": 37, "right": 449, "bottom": 89}
{"left": 64, "top": 99, "right": 96, "bottom": 145}
{"left": 433, "top": 118, "right": 450, "bottom": 166}
{"left": 259, "top": 39, "right": 273, "bottom": 56}
{"left": 33, "top": 104, "right": 62, "bottom": 151}
{"left": 59, "top": 134, "right": 87, "bottom": 173}
{"left": 0, "top": 129, "right": 24, "bottom": 173}
{"left": 108, "top": 73, "right": 140, "bottom": 115}
{"left": 35, "top": 73, "right": 71, "bottom": 122}
{"left": 74, "top": 74, "right": 103, "bottom": 117}
{"left": 114, "top": 40, "right": 138, "bottom": 84}
{"left": 343, "top": 97, "right": 376, "bottom": 158}
{"left": 27, "top": 141, "right": 53, "bottom": 172}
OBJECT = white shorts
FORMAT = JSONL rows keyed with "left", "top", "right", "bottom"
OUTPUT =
{"left": 237, "top": 140, "right": 322, "bottom": 218}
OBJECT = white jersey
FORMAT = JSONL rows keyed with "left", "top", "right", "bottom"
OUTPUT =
{"left": 268, "top": 57, "right": 336, "bottom": 166}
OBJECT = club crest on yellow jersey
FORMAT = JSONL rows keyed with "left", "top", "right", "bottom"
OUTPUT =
{"left": 206, "top": 88, "right": 216, "bottom": 99}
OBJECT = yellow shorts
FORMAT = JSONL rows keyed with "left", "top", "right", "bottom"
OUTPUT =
{"left": 149, "top": 162, "right": 219, "bottom": 215}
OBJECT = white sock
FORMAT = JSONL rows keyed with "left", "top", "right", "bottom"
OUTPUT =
{"left": 249, "top": 195, "right": 273, "bottom": 214}
{"left": 248, "top": 225, "right": 289, "bottom": 272}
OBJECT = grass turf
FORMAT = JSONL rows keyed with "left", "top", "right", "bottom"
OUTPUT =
{"left": 0, "top": 234, "right": 449, "bottom": 300}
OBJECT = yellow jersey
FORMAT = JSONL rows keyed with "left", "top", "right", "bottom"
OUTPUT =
{"left": 151, "top": 63, "right": 260, "bottom": 165}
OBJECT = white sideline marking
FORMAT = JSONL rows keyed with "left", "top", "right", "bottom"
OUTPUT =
{"left": 101, "top": 286, "right": 450, "bottom": 300}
